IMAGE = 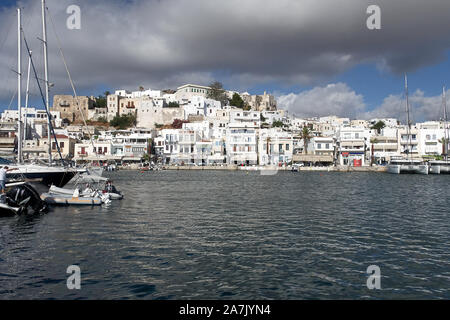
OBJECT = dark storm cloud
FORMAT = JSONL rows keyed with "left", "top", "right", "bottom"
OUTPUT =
{"left": 1, "top": 0, "right": 450, "bottom": 105}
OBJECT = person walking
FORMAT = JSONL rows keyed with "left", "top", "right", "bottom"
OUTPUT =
{"left": 0, "top": 166, "right": 17, "bottom": 194}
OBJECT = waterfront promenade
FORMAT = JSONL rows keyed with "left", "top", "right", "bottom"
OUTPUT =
{"left": 119, "top": 165, "right": 388, "bottom": 172}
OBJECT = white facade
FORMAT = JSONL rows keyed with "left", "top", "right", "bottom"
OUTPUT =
{"left": 337, "top": 126, "right": 369, "bottom": 166}
{"left": 258, "top": 128, "right": 293, "bottom": 166}
{"left": 226, "top": 123, "right": 258, "bottom": 165}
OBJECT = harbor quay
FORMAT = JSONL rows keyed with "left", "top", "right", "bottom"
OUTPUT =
{"left": 118, "top": 164, "right": 388, "bottom": 172}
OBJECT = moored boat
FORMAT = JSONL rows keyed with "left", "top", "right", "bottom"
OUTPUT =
{"left": 387, "top": 159, "right": 429, "bottom": 175}
{"left": 428, "top": 160, "right": 450, "bottom": 174}
{"left": 40, "top": 193, "right": 104, "bottom": 206}
{"left": 0, "top": 182, "right": 48, "bottom": 217}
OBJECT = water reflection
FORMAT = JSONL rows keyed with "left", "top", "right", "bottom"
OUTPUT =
{"left": 0, "top": 171, "right": 449, "bottom": 299}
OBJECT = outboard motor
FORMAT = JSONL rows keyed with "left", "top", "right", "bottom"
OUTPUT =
{"left": 5, "top": 183, "right": 49, "bottom": 216}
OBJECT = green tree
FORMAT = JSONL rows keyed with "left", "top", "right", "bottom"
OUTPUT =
{"left": 370, "top": 138, "right": 379, "bottom": 166}
{"left": 207, "top": 81, "right": 228, "bottom": 105}
{"left": 301, "top": 126, "right": 312, "bottom": 154}
{"left": 95, "top": 95, "right": 107, "bottom": 108}
{"left": 260, "top": 114, "right": 267, "bottom": 122}
{"left": 371, "top": 120, "right": 386, "bottom": 133}
{"left": 272, "top": 120, "right": 284, "bottom": 128}
{"left": 439, "top": 137, "right": 449, "bottom": 156}
{"left": 110, "top": 114, "right": 136, "bottom": 129}
{"left": 230, "top": 93, "right": 244, "bottom": 108}
{"left": 167, "top": 101, "right": 180, "bottom": 108}
{"left": 142, "top": 153, "right": 150, "bottom": 163}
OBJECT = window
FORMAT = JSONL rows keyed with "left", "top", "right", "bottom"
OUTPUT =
{"left": 286, "top": 144, "right": 290, "bottom": 151}
{"left": 60, "top": 142, "right": 65, "bottom": 149}
{"left": 317, "top": 144, "right": 322, "bottom": 149}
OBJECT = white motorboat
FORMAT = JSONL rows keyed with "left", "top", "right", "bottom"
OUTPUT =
{"left": 387, "top": 159, "right": 429, "bottom": 175}
{"left": 41, "top": 193, "right": 104, "bottom": 206}
{"left": 49, "top": 185, "right": 123, "bottom": 200}
{"left": 428, "top": 160, "right": 450, "bottom": 174}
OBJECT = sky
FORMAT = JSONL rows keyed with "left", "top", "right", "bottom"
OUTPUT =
{"left": 1, "top": 0, "right": 450, "bottom": 123}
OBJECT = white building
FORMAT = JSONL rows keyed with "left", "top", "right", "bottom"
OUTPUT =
{"left": 182, "top": 96, "right": 221, "bottom": 120}
{"left": 175, "top": 84, "right": 212, "bottom": 103}
{"left": 226, "top": 123, "right": 258, "bottom": 165}
{"left": 337, "top": 126, "right": 369, "bottom": 166}
{"left": 258, "top": 128, "right": 293, "bottom": 166}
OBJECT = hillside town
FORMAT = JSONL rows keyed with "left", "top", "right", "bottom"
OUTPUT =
{"left": 1, "top": 82, "right": 448, "bottom": 169}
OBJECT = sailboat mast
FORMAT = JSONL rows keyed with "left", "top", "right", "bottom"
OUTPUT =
{"left": 17, "top": 8, "right": 23, "bottom": 164}
{"left": 444, "top": 86, "right": 449, "bottom": 160}
{"left": 42, "top": 0, "right": 52, "bottom": 165}
{"left": 24, "top": 50, "right": 32, "bottom": 142}
{"left": 405, "top": 74, "right": 412, "bottom": 159}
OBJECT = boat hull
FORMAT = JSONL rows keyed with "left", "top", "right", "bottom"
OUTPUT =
{"left": 429, "top": 165, "right": 441, "bottom": 174}
{"left": 387, "top": 164, "right": 429, "bottom": 174}
{"left": 8, "top": 166, "right": 80, "bottom": 187}
{"left": 49, "top": 185, "right": 123, "bottom": 200}
{"left": 41, "top": 193, "right": 103, "bottom": 206}
{"left": 428, "top": 162, "right": 450, "bottom": 174}
{"left": 0, "top": 203, "right": 22, "bottom": 217}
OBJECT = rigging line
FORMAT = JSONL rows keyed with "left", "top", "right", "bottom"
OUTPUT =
{"left": 6, "top": 89, "right": 17, "bottom": 111}
{"left": 22, "top": 28, "right": 65, "bottom": 164}
{"left": 46, "top": 6, "right": 100, "bottom": 162}
{"left": 0, "top": 11, "right": 14, "bottom": 56}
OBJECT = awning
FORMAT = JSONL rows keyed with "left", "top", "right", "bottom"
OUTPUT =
{"left": 293, "top": 154, "right": 333, "bottom": 163}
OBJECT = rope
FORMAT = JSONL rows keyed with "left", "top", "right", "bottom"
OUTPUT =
{"left": 6, "top": 89, "right": 17, "bottom": 111}
{"left": 21, "top": 28, "right": 65, "bottom": 164}
{"left": 46, "top": 6, "right": 100, "bottom": 163}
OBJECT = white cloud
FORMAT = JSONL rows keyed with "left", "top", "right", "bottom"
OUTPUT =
{"left": 279, "top": 83, "right": 448, "bottom": 123}
{"left": 278, "top": 83, "right": 366, "bottom": 118}
{"left": 360, "top": 89, "right": 447, "bottom": 122}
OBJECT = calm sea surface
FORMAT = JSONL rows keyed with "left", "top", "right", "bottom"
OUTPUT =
{"left": 0, "top": 170, "right": 449, "bottom": 299}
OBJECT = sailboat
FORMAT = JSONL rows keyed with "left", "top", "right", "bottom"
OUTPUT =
{"left": 429, "top": 87, "right": 450, "bottom": 174}
{"left": 387, "top": 75, "right": 429, "bottom": 174}
{"left": 6, "top": 1, "right": 82, "bottom": 187}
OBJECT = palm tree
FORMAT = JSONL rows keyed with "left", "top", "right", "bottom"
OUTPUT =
{"left": 439, "top": 137, "right": 448, "bottom": 158}
{"left": 139, "top": 86, "right": 144, "bottom": 92}
{"left": 370, "top": 138, "right": 379, "bottom": 166}
{"left": 301, "top": 127, "right": 312, "bottom": 154}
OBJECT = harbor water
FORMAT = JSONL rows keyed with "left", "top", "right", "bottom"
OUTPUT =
{"left": 0, "top": 171, "right": 449, "bottom": 299}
